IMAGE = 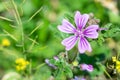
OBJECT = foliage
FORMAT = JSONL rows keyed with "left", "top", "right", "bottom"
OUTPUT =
{"left": 0, "top": 0, "right": 120, "bottom": 80}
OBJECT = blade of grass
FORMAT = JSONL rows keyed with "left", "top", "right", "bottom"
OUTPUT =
{"left": 28, "top": 7, "right": 43, "bottom": 22}
{"left": 2, "top": 1, "right": 19, "bottom": 24}
{"left": 39, "top": 46, "right": 48, "bottom": 50}
{"left": 3, "top": 29, "right": 18, "bottom": 41}
{"left": 104, "top": 69, "right": 113, "bottom": 80}
{"left": 11, "top": 0, "right": 25, "bottom": 52}
{"left": 16, "top": 44, "right": 23, "bottom": 47}
{"left": 28, "top": 36, "right": 39, "bottom": 51}
{"left": 27, "top": 37, "right": 39, "bottom": 44}
{"left": 2, "top": 1, "right": 12, "bottom": 13}
{"left": 0, "top": 34, "right": 9, "bottom": 36}
{"left": 20, "top": 0, "right": 26, "bottom": 6}
{"left": 28, "top": 59, "right": 32, "bottom": 77}
{"left": 20, "top": 0, "right": 26, "bottom": 16}
{"left": 29, "top": 23, "right": 42, "bottom": 36}
{"left": 35, "top": 63, "right": 45, "bottom": 70}
{"left": 9, "top": 24, "right": 17, "bottom": 28}
{"left": 0, "top": 16, "right": 13, "bottom": 22}
{"left": 1, "top": 48, "right": 19, "bottom": 58}
{"left": 11, "top": 0, "right": 21, "bottom": 25}
{"left": 99, "top": 63, "right": 113, "bottom": 80}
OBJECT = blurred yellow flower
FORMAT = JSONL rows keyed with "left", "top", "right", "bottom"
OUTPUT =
{"left": 116, "top": 60, "right": 120, "bottom": 72}
{"left": 112, "top": 56, "right": 120, "bottom": 73}
{"left": 2, "top": 38, "right": 10, "bottom": 47}
{"left": 15, "top": 58, "right": 29, "bottom": 71}
{"left": 72, "top": 60, "right": 79, "bottom": 67}
{"left": 112, "top": 56, "right": 116, "bottom": 62}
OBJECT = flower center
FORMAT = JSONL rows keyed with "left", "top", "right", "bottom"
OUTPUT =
{"left": 75, "top": 30, "right": 84, "bottom": 37}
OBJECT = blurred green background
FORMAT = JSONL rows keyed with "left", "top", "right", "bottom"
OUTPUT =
{"left": 0, "top": 0, "right": 120, "bottom": 80}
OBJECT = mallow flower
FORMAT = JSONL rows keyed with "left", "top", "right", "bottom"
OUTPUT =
{"left": 45, "top": 59, "right": 57, "bottom": 69}
{"left": 74, "top": 76, "right": 86, "bottom": 80}
{"left": 58, "top": 11, "right": 99, "bottom": 53}
{"left": 80, "top": 64, "right": 93, "bottom": 72}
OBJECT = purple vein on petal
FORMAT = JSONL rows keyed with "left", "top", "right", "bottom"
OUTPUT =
{"left": 58, "top": 19, "right": 76, "bottom": 33}
{"left": 63, "top": 20, "right": 76, "bottom": 30}
{"left": 78, "top": 37, "right": 92, "bottom": 53}
{"left": 78, "top": 37, "right": 86, "bottom": 53}
{"left": 62, "top": 36, "right": 78, "bottom": 50}
{"left": 75, "top": 11, "right": 89, "bottom": 31}
{"left": 83, "top": 25, "right": 99, "bottom": 39}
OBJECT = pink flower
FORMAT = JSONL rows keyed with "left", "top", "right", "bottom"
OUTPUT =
{"left": 58, "top": 11, "right": 99, "bottom": 53}
{"left": 80, "top": 64, "right": 93, "bottom": 72}
{"left": 74, "top": 76, "right": 86, "bottom": 80}
{"left": 45, "top": 59, "right": 57, "bottom": 69}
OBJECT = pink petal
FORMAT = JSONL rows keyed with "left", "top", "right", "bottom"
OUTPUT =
{"left": 62, "top": 36, "right": 78, "bottom": 50}
{"left": 81, "top": 64, "right": 88, "bottom": 70}
{"left": 58, "top": 19, "right": 76, "bottom": 33}
{"left": 78, "top": 37, "right": 92, "bottom": 53}
{"left": 80, "top": 64, "right": 93, "bottom": 72}
{"left": 74, "top": 11, "right": 89, "bottom": 31}
{"left": 83, "top": 25, "right": 99, "bottom": 39}
{"left": 86, "top": 64, "right": 94, "bottom": 72}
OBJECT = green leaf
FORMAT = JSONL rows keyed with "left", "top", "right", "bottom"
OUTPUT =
{"left": 102, "top": 24, "right": 120, "bottom": 38}
{"left": 64, "top": 66, "right": 73, "bottom": 78}
{"left": 103, "top": 23, "right": 112, "bottom": 29}
{"left": 55, "top": 69, "right": 66, "bottom": 80}
{"left": 97, "top": 34, "right": 105, "bottom": 46}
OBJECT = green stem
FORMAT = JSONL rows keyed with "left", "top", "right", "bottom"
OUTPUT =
{"left": 35, "top": 63, "right": 45, "bottom": 70}
{"left": 99, "top": 63, "right": 113, "bottom": 80}
{"left": 28, "top": 7, "right": 43, "bottom": 22}
{"left": 104, "top": 69, "right": 113, "bottom": 80}
{"left": 11, "top": 0, "right": 25, "bottom": 53}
